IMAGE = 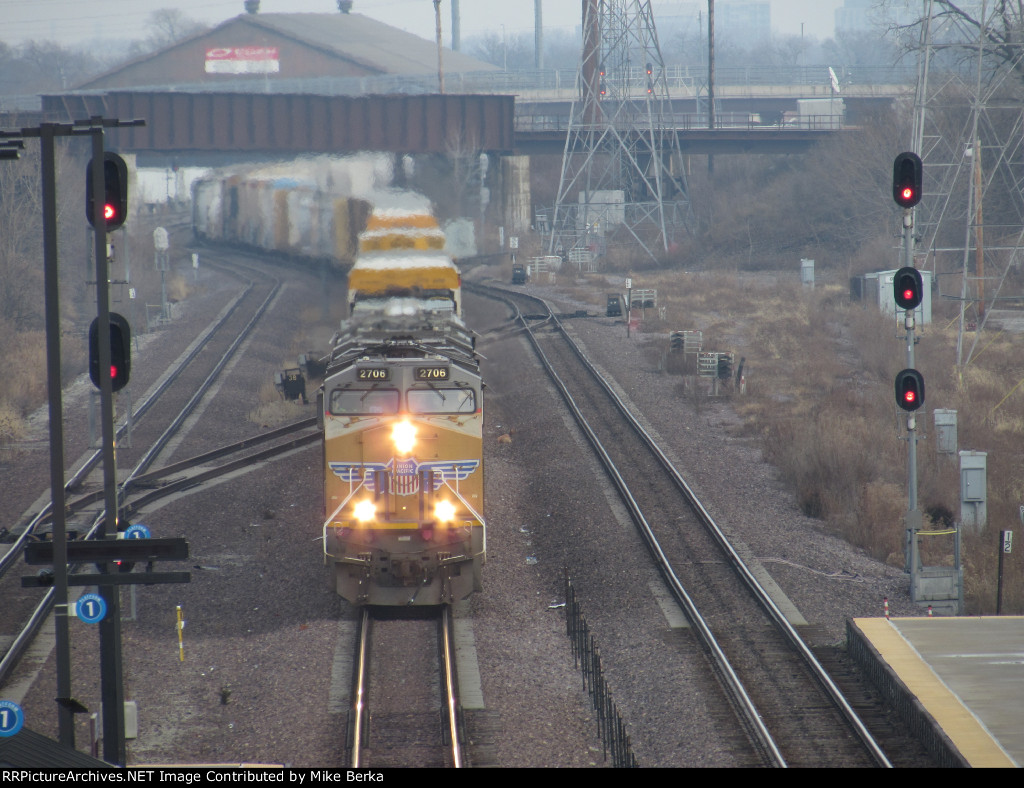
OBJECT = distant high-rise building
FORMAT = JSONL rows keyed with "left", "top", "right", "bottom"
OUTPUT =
{"left": 717, "top": 2, "right": 771, "bottom": 46}
{"left": 836, "top": 0, "right": 917, "bottom": 33}
{"left": 654, "top": 2, "right": 770, "bottom": 46}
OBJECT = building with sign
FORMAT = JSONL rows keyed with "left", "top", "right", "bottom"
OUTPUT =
{"left": 74, "top": 11, "right": 496, "bottom": 93}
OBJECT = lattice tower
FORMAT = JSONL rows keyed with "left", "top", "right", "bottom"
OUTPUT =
{"left": 548, "top": 0, "right": 690, "bottom": 263}
{"left": 910, "top": 0, "right": 1024, "bottom": 364}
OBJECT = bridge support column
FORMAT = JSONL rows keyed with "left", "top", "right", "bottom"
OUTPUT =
{"left": 499, "top": 154, "right": 531, "bottom": 236}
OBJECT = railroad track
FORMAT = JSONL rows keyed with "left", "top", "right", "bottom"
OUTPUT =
{"left": 349, "top": 606, "right": 463, "bottom": 768}
{"left": 0, "top": 250, "right": 301, "bottom": 689}
{"left": 470, "top": 281, "right": 892, "bottom": 768}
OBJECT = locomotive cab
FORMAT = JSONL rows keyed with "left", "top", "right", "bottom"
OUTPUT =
{"left": 321, "top": 350, "right": 485, "bottom": 606}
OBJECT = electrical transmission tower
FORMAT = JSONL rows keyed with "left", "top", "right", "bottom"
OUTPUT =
{"left": 548, "top": 0, "right": 689, "bottom": 263}
{"left": 912, "top": 0, "right": 1024, "bottom": 365}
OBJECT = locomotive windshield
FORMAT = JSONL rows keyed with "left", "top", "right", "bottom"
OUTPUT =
{"left": 407, "top": 388, "right": 476, "bottom": 414}
{"left": 330, "top": 388, "right": 400, "bottom": 415}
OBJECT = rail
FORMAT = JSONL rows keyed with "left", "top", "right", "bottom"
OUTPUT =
{"left": 349, "top": 607, "right": 463, "bottom": 768}
{"left": 470, "top": 280, "right": 892, "bottom": 767}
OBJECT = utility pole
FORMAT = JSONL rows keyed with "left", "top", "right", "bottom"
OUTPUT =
{"left": 707, "top": 0, "right": 715, "bottom": 175}
{"left": 434, "top": 0, "right": 445, "bottom": 93}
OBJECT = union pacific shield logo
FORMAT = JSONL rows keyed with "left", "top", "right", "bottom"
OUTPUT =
{"left": 393, "top": 458, "right": 419, "bottom": 496}
{"left": 329, "top": 458, "right": 480, "bottom": 496}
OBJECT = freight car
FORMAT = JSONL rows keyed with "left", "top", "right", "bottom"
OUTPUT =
{"left": 191, "top": 156, "right": 388, "bottom": 267}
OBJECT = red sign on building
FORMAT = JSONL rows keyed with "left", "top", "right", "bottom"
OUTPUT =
{"left": 205, "top": 47, "right": 280, "bottom": 74}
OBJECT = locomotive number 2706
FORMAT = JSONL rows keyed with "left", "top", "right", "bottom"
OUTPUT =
{"left": 415, "top": 367, "right": 449, "bottom": 380}
{"left": 357, "top": 368, "right": 390, "bottom": 381}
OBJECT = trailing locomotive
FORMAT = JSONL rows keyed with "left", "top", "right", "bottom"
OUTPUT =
{"left": 318, "top": 199, "right": 484, "bottom": 606}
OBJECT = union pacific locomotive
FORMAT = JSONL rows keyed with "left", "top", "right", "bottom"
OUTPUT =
{"left": 193, "top": 161, "right": 485, "bottom": 606}
{"left": 318, "top": 200, "right": 485, "bottom": 606}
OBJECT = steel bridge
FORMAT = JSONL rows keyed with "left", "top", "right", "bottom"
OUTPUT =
{"left": 15, "top": 64, "right": 910, "bottom": 163}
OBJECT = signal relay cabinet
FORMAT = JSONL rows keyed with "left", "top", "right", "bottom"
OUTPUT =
{"left": 511, "top": 263, "right": 526, "bottom": 284}
{"left": 606, "top": 294, "right": 623, "bottom": 317}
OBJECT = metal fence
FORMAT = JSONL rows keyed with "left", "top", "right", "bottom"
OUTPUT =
{"left": 564, "top": 571, "right": 638, "bottom": 768}
{"left": 49, "top": 63, "right": 914, "bottom": 102}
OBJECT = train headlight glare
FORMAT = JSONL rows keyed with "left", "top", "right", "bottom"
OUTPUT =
{"left": 353, "top": 500, "right": 376, "bottom": 523}
{"left": 434, "top": 500, "right": 456, "bottom": 523}
{"left": 392, "top": 420, "right": 416, "bottom": 454}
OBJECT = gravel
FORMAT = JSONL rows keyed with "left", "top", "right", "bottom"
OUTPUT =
{"left": 3, "top": 250, "right": 920, "bottom": 768}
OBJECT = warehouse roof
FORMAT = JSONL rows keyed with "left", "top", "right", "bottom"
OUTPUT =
{"left": 76, "top": 12, "right": 497, "bottom": 91}
{"left": 242, "top": 13, "right": 494, "bottom": 76}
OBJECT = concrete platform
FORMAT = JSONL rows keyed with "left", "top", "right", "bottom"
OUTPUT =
{"left": 848, "top": 616, "right": 1024, "bottom": 768}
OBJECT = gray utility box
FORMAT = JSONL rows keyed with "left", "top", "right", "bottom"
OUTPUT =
{"left": 800, "top": 258, "right": 814, "bottom": 288}
{"left": 960, "top": 450, "right": 987, "bottom": 530}
{"left": 934, "top": 409, "right": 958, "bottom": 455}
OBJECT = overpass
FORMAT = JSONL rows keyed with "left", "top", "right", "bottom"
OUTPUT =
{"left": 26, "top": 63, "right": 910, "bottom": 165}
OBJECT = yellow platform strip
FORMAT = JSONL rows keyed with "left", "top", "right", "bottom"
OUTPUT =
{"left": 855, "top": 617, "right": 1016, "bottom": 767}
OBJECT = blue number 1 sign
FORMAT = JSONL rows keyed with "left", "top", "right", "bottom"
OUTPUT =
{"left": 0, "top": 700, "right": 25, "bottom": 737}
{"left": 76, "top": 593, "right": 107, "bottom": 624}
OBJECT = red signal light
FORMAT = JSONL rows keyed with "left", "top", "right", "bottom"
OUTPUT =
{"left": 86, "top": 152, "right": 129, "bottom": 231}
{"left": 893, "top": 152, "right": 923, "bottom": 209}
{"left": 894, "top": 368, "right": 925, "bottom": 412}
{"left": 893, "top": 267, "right": 924, "bottom": 310}
{"left": 88, "top": 313, "right": 131, "bottom": 392}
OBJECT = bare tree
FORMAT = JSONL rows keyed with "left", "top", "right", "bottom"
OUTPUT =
{"left": 125, "top": 8, "right": 209, "bottom": 57}
{"left": 897, "top": 1, "right": 1024, "bottom": 88}
{"left": 1, "top": 42, "right": 104, "bottom": 94}
{"left": 0, "top": 148, "right": 45, "bottom": 331}
{"left": 147, "top": 8, "right": 209, "bottom": 47}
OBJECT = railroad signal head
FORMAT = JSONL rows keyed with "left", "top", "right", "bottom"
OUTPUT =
{"left": 895, "top": 368, "right": 925, "bottom": 412}
{"left": 892, "top": 151, "right": 923, "bottom": 209}
{"left": 88, "top": 313, "right": 131, "bottom": 392}
{"left": 893, "top": 266, "right": 924, "bottom": 311}
{"left": 86, "top": 152, "right": 129, "bottom": 231}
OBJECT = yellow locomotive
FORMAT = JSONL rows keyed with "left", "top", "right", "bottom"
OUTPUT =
{"left": 318, "top": 202, "right": 484, "bottom": 606}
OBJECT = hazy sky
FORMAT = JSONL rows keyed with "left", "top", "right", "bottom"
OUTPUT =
{"left": 1, "top": 1, "right": 845, "bottom": 48}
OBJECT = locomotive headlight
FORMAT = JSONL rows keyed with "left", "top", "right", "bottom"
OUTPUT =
{"left": 353, "top": 500, "right": 376, "bottom": 523}
{"left": 434, "top": 500, "right": 457, "bottom": 523}
{"left": 392, "top": 419, "right": 417, "bottom": 454}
